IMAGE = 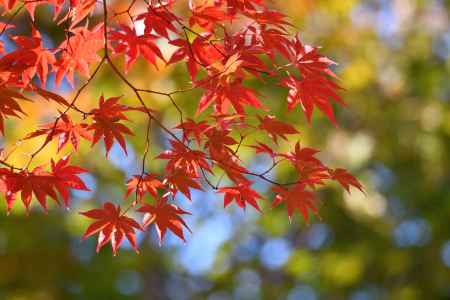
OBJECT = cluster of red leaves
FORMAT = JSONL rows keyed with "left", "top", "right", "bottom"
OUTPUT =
{"left": 0, "top": 156, "right": 89, "bottom": 212}
{"left": 0, "top": 0, "right": 364, "bottom": 255}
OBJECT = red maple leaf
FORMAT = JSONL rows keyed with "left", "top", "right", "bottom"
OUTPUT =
{"left": 250, "top": 141, "right": 277, "bottom": 158}
{"left": 167, "top": 35, "right": 224, "bottom": 80}
{"left": 0, "top": 157, "right": 88, "bottom": 212}
{"left": 218, "top": 182, "right": 262, "bottom": 211}
{"left": 0, "top": 88, "right": 30, "bottom": 135}
{"left": 110, "top": 24, "right": 165, "bottom": 72}
{"left": 164, "top": 169, "right": 203, "bottom": 200}
{"left": 258, "top": 115, "right": 299, "bottom": 144}
{"left": 51, "top": 156, "right": 90, "bottom": 206}
{"left": 88, "top": 95, "right": 133, "bottom": 155}
{"left": 135, "top": 3, "right": 181, "bottom": 38}
{"left": 59, "top": 0, "right": 97, "bottom": 29}
{"left": 80, "top": 202, "right": 143, "bottom": 255}
{"left": 329, "top": 168, "right": 364, "bottom": 193}
{"left": 54, "top": 24, "right": 104, "bottom": 87}
{"left": 189, "top": 1, "right": 232, "bottom": 31}
{"left": 10, "top": 27, "right": 56, "bottom": 87}
{"left": 175, "top": 118, "right": 209, "bottom": 145}
{"left": 291, "top": 35, "right": 337, "bottom": 78}
{"left": 281, "top": 142, "right": 329, "bottom": 187}
{"left": 272, "top": 184, "right": 319, "bottom": 222}
{"left": 137, "top": 198, "right": 191, "bottom": 244}
{"left": 24, "top": 114, "right": 92, "bottom": 152}
{"left": 125, "top": 173, "right": 164, "bottom": 200}
{"left": 281, "top": 74, "right": 345, "bottom": 125}
{"left": 157, "top": 140, "right": 212, "bottom": 177}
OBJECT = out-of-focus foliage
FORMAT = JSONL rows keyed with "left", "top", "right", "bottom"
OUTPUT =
{"left": 0, "top": 0, "right": 449, "bottom": 299}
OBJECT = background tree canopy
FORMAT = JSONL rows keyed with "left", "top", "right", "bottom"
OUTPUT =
{"left": 0, "top": 0, "right": 449, "bottom": 299}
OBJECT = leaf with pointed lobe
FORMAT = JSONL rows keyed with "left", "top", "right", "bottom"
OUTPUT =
{"left": 257, "top": 115, "right": 299, "bottom": 144}
{"left": 110, "top": 24, "right": 166, "bottom": 73}
{"left": 157, "top": 140, "right": 212, "bottom": 177}
{"left": 135, "top": 3, "right": 181, "bottom": 38}
{"left": 218, "top": 182, "right": 262, "bottom": 211}
{"left": 281, "top": 74, "right": 345, "bottom": 125}
{"left": 58, "top": 0, "right": 97, "bottom": 29}
{"left": 164, "top": 169, "right": 203, "bottom": 200}
{"left": 24, "top": 114, "right": 92, "bottom": 152}
{"left": 282, "top": 142, "right": 323, "bottom": 170}
{"left": 167, "top": 35, "right": 223, "bottom": 80}
{"left": 189, "top": 1, "right": 232, "bottom": 31}
{"left": 250, "top": 141, "right": 277, "bottom": 158}
{"left": 176, "top": 118, "right": 209, "bottom": 145}
{"left": 0, "top": 157, "right": 88, "bottom": 212}
{"left": 88, "top": 95, "right": 133, "bottom": 156}
{"left": 50, "top": 156, "right": 90, "bottom": 206}
{"left": 125, "top": 174, "right": 164, "bottom": 200}
{"left": 137, "top": 198, "right": 191, "bottom": 244}
{"left": 244, "top": 9, "right": 292, "bottom": 29}
{"left": 272, "top": 184, "right": 319, "bottom": 222}
{"left": 291, "top": 35, "right": 337, "bottom": 78}
{"left": 196, "top": 79, "right": 261, "bottom": 115}
{"left": 8, "top": 27, "right": 56, "bottom": 87}
{"left": 329, "top": 168, "right": 364, "bottom": 193}
{"left": 80, "top": 202, "right": 142, "bottom": 255}
{"left": 0, "top": 88, "right": 30, "bottom": 135}
{"left": 54, "top": 24, "right": 104, "bottom": 87}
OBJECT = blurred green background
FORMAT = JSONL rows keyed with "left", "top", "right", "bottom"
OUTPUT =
{"left": 1, "top": 0, "right": 450, "bottom": 299}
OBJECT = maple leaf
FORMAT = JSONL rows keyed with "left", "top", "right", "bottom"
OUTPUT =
{"left": 54, "top": 24, "right": 104, "bottom": 87}
{"left": 164, "top": 169, "right": 203, "bottom": 200}
{"left": 281, "top": 142, "right": 330, "bottom": 187}
{"left": 88, "top": 95, "right": 133, "bottom": 155}
{"left": 329, "top": 168, "right": 364, "bottom": 193}
{"left": 197, "top": 79, "right": 261, "bottom": 114}
{"left": 135, "top": 3, "right": 181, "bottom": 38}
{"left": 250, "top": 141, "right": 277, "bottom": 158}
{"left": 167, "top": 35, "right": 223, "bottom": 80}
{"left": 32, "top": 87, "right": 71, "bottom": 107}
{"left": 222, "top": 30, "right": 271, "bottom": 77}
{"left": 256, "top": 26, "right": 293, "bottom": 60}
{"left": 281, "top": 74, "right": 345, "bottom": 125}
{"left": 282, "top": 142, "right": 322, "bottom": 168}
{"left": 0, "top": 88, "right": 30, "bottom": 135}
{"left": 291, "top": 35, "right": 337, "bottom": 78}
{"left": 218, "top": 182, "right": 263, "bottom": 211}
{"left": 10, "top": 27, "right": 56, "bottom": 87}
{"left": 244, "top": 9, "right": 292, "bottom": 29}
{"left": 272, "top": 184, "right": 319, "bottom": 222}
{"left": 59, "top": 0, "right": 97, "bottom": 29}
{"left": 157, "top": 140, "right": 212, "bottom": 177}
{"left": 110, "top": 24, "right": 166, "bottom": 73}
{"left": 257, "top": 115, "right": 299, "bottom": 144}
{"left": 175, "top": 118, "right": 209, "bottom": 145}
{"left": 204, "top": 127, "right": 237, "bottom": 161}
{"left": 189, "top": 1, "right": 232, "bottom": 31}
{"left": 0, "top": 157, "right": 88, "bottom": 212}
{"left": 80, "top": 202, "right": 142, "bottom": 255}
{"left": 221, "top": 0, "right": 264, "bottom": 14}
{"left": 125, "top": 174, "right": 164, "bottom": 200}
{"left": 50, "top": 156, "right": 90, "bottom": 206}
{"left": 24, "top": 114, "right": 92, "bottom": 152}
{"left": 137, "top": 198, "right": 191, "bottom": 244}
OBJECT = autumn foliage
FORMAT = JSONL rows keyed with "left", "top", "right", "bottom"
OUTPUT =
{"left": 0, "top": 0, "right": 363, "bottom": 255}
